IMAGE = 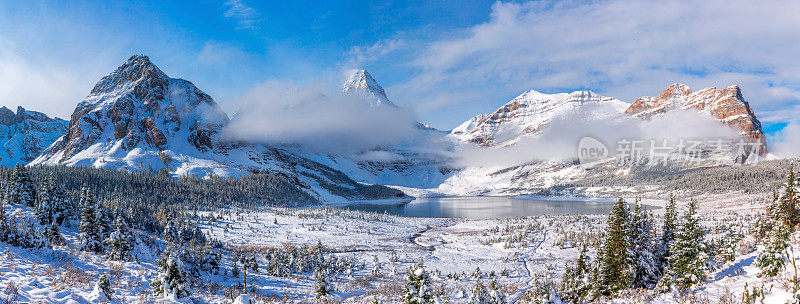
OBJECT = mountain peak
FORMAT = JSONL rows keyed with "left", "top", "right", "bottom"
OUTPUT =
{"left": 342, "top": 69, "right": 396, "bottom": 107}
{"left": 90, "top": 54, "right": 167, "bottom": 95}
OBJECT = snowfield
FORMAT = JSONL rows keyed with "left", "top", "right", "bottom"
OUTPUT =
{"left": 0, "top": 191, "right": 798, "bottom": 303}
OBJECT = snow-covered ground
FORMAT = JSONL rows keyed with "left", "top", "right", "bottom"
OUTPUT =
{"left": 0, "top": 191, "right": 796, "bottom": 303}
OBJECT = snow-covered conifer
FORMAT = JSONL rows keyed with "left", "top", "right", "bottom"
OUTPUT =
{"left": 9, "top": 164, "right": 36, "bottom": 207}
{"left": 151, "top": 252, "right": 190, "bottom": 299}
{"left": 403, "top": 261, "right": 434, "bottom": 304}
{"left": 106, "top": 218, "right": 135, "bottom": 261}
{"left": 665, "top": 201, "right": 710, "bottom": 291}
{"left": 79, "top": 186, "right": 103, "bottom": 253}
{"left": 629, "top": 200, "right": 660, "bottom": 288}
{"left": 597, "top": 198, "right": 631, "bottom": 295}
{"left": 659, "top": 195, "right": 678, "bottom": 271}
{"left": 470, "top": 279, "right": 489, "bottom": 304}
{"left": 313, "top": 269, "right": 333, "bottom": 298}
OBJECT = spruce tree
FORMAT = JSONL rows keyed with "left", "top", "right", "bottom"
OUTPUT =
{"left": 36, "top": 173, "right": 57, "bottom": 225}
{"left": 79, "top": 186, "right": 103, "bottom": 253}
{"left": 487, "top": 279, "right": 507, "bottom": 304}
{"left": 46, "top": 223, "right": 66, "bottom": 246}
{"left": 9, "top": 164, "right": 36, "bottom": 207}
{"left": 630, "top": 201, "right": 660, "bottom": 288}
{"left": 403, "top": 261, "right": 434, "bottom": 304}
{"left": 313, "top": 270, "right": 333, "bottom": 299}
{"left": 777, "top": 163, "right": 798, "bottom": 229}
{"left": 598, "top": 198, "right": 631, "bottom": 295}
{"left": 659, "top": 195, "right": 678, "bottom": 271}
{"left": 97, "top": 273, "right": 113, "bottom": 299}
{"left": 664, "top": 201, "right": 710, "bottom": 291}
{"left": 470, "top": 279, "right": 489, "bottom": 304}
{"left": 151, "top": 252, "right": 190, "bottom": 299}
{"left": 106, "top": 218, "right": 135, "bottom": 261}
{"left": 756, "top": 224, "right": 789, "bottom": 277}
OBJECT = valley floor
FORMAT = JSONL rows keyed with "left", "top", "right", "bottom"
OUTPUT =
{"left": 0, "top": 191, "right": 795, "bottom": 303}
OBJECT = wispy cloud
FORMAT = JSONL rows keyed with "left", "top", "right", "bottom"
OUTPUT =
{"left": 224, "top": 0, "right": 259, "bottom": 30}
{"left": 369, "top": 0, "right": 800, "bottom": 129}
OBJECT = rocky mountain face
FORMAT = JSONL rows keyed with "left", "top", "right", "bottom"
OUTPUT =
{"left": 36, "top": 55, "right": 229, "bottom": 163}
{"left": 450, "top": 90, "right": 629, "bottom": 146}
{"left": 0, "top": 106, "right": 67, "bottom": 166}
{"left": 626, "top": 83, "right": 767, "bottom": 156}
{"left": 30, "top": 55, "right": 406, "bottom": 204}
{"left": 342, "top": 69, "right": 396, "bottom": 108}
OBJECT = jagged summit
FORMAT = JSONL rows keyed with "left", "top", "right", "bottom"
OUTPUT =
{"left": 626, "top": 83, "right": 767, "bottom": 156}
{"left": 0, "top": 106, "right": 67, "bottom": 165}
{"left": 34, "top": 54, "right": 229, "bottom": 162}
{"left": 342, "top": 69, "right": 396, "bottom": 107}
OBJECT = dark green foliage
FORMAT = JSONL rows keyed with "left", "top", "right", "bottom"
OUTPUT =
{"left": 1, "top": 165, "right": 320, "bottom": 232}
{"left": 106, "top": 218, "right": 135, "bottom": 261}
{"left": 79, "top": 186, "right": 104, "bottom": 253}
{"left": 597, "top": 198, "right": 631, "bottom": 296}
{"left": 664, "top": 201, "right": 710, "bottom": 291}
{"left": 403, "top": 261, "right": 434, "bottom": 304}
{"left": 8, "top": 164, "right": 36, "bottom": 207}
{"left": 659, "top": 195, "right": 678, "bottom": 271}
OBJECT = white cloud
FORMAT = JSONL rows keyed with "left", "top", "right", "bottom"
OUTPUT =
{"left": 379, "top": 0, "right": 800, "bottom": 129}
{"left": 224, "top": 0, "right": 259, "bottom": 30}
{"left": 454, "top": 108, "right": 741, "bottom": 168}
{"left": 768, "top": 122, "right": 800, "bottom": 158}
{"left": 221, "top": 80, "right": 420, "bottom": 153}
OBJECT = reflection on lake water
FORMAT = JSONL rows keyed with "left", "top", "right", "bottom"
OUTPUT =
{"left": 344, "top": 196, "right": 657, "bottom": 219}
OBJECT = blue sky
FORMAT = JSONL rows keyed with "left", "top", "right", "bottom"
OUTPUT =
{"left": 1, "top": 0, "right": 799, "bottom": 140}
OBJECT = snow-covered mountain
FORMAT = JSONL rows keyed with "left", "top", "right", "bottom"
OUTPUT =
{"left": 286, "top": 69, "right": 452, "bottom": 189}
{"left": 0, "top": 106, "right": 67, "bottom": 166}
{"left": 626, "top": 83, "right": 767, "bottom": 157}
{"left": 342, "top": 69, "right": 396, "bottom": 108}
{"left": 30, "top": 55, "right": 406, "bottom": 203}
{"left": 450, "top": 90, "right": 630, "bottom": 146}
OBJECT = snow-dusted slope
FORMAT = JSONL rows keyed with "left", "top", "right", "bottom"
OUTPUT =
{"left": 450, "top": 90, "right": 630, "bottom": 146}
{"left": 0, "top": 106, "right": 67, "bottom": 166}
{"left": 30, "top": 55, "right": 406, "bottom": 204}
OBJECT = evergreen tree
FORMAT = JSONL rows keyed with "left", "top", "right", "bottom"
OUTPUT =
{"left": 470, "top": 279, "right": 489, "bottom": 304}
{"left": 756, "top": 224, "right": 789, "bottom": 277}
{"left": 561, "top": 245, "right": 590, "bottom": 302}
{"left": 597, "top": 198, "right": 631, "bottom": 295}
{"left": 9, "top": 164, "right": 36, "bottom": 207}
{"left": 35, "top": 173, "right": 57, "bottom": 225}
{"left": 630, "top": 201, "right": 660, "bottom": 288}
{"left": 776, "top": 163, "right": 799, "bottom": 229}
{"left": 664, "top": 201, "right": 710, "bottom": 291}
{"left": 45, "top": 223, "right": 66, "bottom": 246}
{"left": 151, "top": 252, "right": 190, "bottom": 299}
{"left": 403, "top": 261, "right": 434, "bottom": 304}
{"left": 659, "top": 195, "right": 678, "bottom": 271}
{"left": 313, "top": 270, "right": 333, "bottom": 298}
{"left": 487, "top": 279, "right": 507, "bottom": 304}
{"left": 78, "top": 186, "right": 103, "bottom": 253}
{"left": 106, "top": 218, "right": 135, "bottom": 261}
{"left": 96, "top": 273, "right": 113, "bottom": 299}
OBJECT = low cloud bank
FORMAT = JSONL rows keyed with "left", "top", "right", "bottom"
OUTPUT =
{"left": 221, "top": 80, "right": 419, "bottom": 153}
{"left": 454, "top": 108, "right": 741, "bottom": 168}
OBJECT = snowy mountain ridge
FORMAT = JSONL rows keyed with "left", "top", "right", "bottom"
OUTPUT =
{"left": 29, "top": 55, "right": 406, "bottom": 204}
{"left": 0, "top": 106, "right": 67, "bottom": 166}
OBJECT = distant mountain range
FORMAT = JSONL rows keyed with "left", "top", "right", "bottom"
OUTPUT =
{"left": 4, "top": 55, "right": 771, "bottom": 200}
